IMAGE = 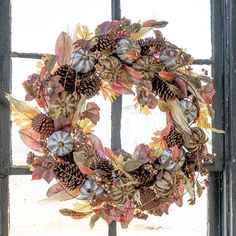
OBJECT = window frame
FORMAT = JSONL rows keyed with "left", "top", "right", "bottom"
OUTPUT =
{"left": 0, "top": 0, "right": 232, "bottom": 235}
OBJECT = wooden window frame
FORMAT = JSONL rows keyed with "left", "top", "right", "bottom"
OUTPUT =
{"left": 1, "top": 0, "right": 235, "bottom": 235}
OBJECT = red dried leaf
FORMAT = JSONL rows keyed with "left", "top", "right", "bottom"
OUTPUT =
{"left": 104, "top": 147, "right": 115, "bottom": 160}
{"left": 87, "top": 134, "right": 105, "bottom": 158}
{"left": 78, "top": 165, "right": 95, "bottom": 175}
{"left": 201, "top": 83, "right": 216, "bottom": 104}
{"left": 59, "top": 208, "right": 88, "bottom": 220}
{"left": 174, "top": 78, "right": 188, "bottom": 97}
{"left": 142, "top": 20, "right": 168, "bottom": 28}
{"left": 154, "top": 30, "right": 164, "bottom": 40}
{"left": 55, "top": 32, "right": 72, "bottom": 66}
{"left": 22, "top": 74, "right": 39, "bottom": 101}
{"left": 171, "top": 145, "right": 180, "bottom": 161}
{"left": 47, "top": 76, "right": 65, "bottom": 95}
{"left": 95, "top": 20, "right": 120, "bottom": 35}
{"left": 159, "top": 71, "right": 174, "bottom": 82}
{"left": 110, "top": 80, "right": 134, "bottom": 95}
{"left": 83, "top": 102, "right": 100, "bottom": 125}
{"left": 124, "top": 50, "right": 140, "bottom": 61}
{"left": 133, "top": 144, "right": 150, "bottom": 163}
{"left": 19, "top": 128, "right": 43, "bottom": 153}
{"left": 123, "top": 65, "right": 143, "bottom": 79}
{"left": 47, "top": 183, "right": 65, "bottom": 197}
{"left": 54, "top": 117, "right": 72, "bottom": 132}
{"left": 32, "top": 166, "right": 45, "bottom": 180}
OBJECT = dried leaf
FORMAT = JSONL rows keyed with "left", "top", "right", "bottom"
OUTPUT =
{"left": 73, "top": 200, "right": 92, "bottom": 213}
{"left": 133, "top": 144, "right": 150, "bottom": 163}
{"left": 171, "top": 145, "right": 180, "bottom": 161}
{"left": 100, "top": 82, "right": 119, "bottom": 102}
{"left": 19, "top": 128, "right": 43, "bottom": 153}
{"left": 196, "top": 181, "right": 203, "bottom": 198}
{"left": 59, "top": 208, "right": 88, "bottom": 220}
{"left": 54, "top": 116, "right": 72, "bottom": 132}
{"left": 78, "top": 165, "right": 95, "bottom": 175}
{"left": 87, "top": 134, "right": 105, "bottom": 158}
{"left": 167, "top": 99, "right": 191, "bottom": 133}
{"left": 71, "top": 96, "right": 86, "bottom": 127}
{"left": 124, "top": 159, "right": 143, "bottom": 172}
{"left": 142, "top": 20, "right": 168, "bottom": 28}
{"left": 76, "top": 25, "right": 93, "bottom": 40}
{"left": 157, "top": 100, "right": 170, "bottom": 112}
{"left": 83, "top": 102, "right": 100, "bottom": 125}
{"left": 201, "top": 83, "right": 216, "bottom": 104}
{"left": 46, "top": 76, "right": 65, "bottom": 95}
{"left": 168, "top": 84, "right": 182, "bottom": 96}
{"left": 55, "top": 32, "right": 72, "bottom": 66}
{"left": 129, "top": 27, "right": 150, "bottom": 40}
{"left": 110, "top": 80, "right": 134, "bottom": 95}
{"left": 5, "top": 93, "right": 40, "bottom": 128}
{"left": 89, "top": 214, "right": 100, "bottom": 229}
{"left": 79, "top": 118, "right": 95, "bottom": 134}
{"left": 184, "top": 176, "right": 195, "bottom": 198}
{"left": 159, "top": 71, "right": 174, "bottom": 81}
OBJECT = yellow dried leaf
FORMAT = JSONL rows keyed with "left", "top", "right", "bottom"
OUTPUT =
{"left": 5, "top": 93, "right": 40, "bottom": 128}
{"left": 100, "top": 82, "right": 119, "bottom": 102}
{"left": 129, "top": 27, "right": 150, "bottom": 40}
{"left": 79, "top": 118, "right": 95, "bottom": 134}
{"left": 76, "top": 25, "right": 93, "bottom": 40}
{"left": 158, "top": 100, "right": 170, "bottom": 112}
{"left": 73, "top": 200, "right": 92, "bottom": 213}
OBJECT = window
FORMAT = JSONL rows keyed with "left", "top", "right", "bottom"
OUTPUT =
{"left": 0, "top": 0, "right": 232, "bottom": 236}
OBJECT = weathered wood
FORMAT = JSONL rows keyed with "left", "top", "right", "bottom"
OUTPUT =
{"left": 0, "top": 0, "right": 11, "bottom": 235}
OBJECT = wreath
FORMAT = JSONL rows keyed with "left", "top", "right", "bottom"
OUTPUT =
{"left": 7, "top": 18, "right": 221, "bottom": 228}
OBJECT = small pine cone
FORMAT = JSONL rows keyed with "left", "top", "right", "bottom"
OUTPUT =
{"left": 131, "top": 162, "right": 159, "bottom": 187}
{"left": 152, "top": 76, "right": 176, "bottom": 101}
{"left": 76, "top": 75, "right": 101, "bottom": 99}
{"left": 53, "top": 153, "right": 86, "bottom": 190}
{"left": 54, "top": 65, "right": 76, "bottom": 93}
{"left": 32, "top": 113, "right": 54, "bottom": 138}
{"left": 164, "top": 127, "right": 184, "bottom": 148}
{"left": 96, "top": 158, "right": 114, "bottom": 178}
{"left": 91, "top": 35, "right": 115, "bottom": 52}
{"left": 139, "top": 37, "right": 167, "bottom": 55}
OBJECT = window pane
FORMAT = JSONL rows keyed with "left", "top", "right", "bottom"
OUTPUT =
{"left": 11, "top": 58, "right": 111, "bottom": 166}
{"left": 10, "top": 175, "right": 108, "bottom": 236}
{"left": 11, "top": 0, "right": 111, "bottom": 53}
{"left": 121, "top": 95, "right": 166, "bottom": 153}
{"left": 121, "top": 0, "right": 211, "bottom": 59}
{"left": 117, "top": 193, "right": 207, "bottom": 236}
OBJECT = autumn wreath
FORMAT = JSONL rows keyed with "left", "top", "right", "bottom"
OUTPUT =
{"left": 7, "top": 18, "right": 221, "bottom": 228}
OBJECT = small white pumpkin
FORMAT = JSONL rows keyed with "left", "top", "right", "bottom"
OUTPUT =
{"left": 116, "top": 38, "right": 141, "bottom": 63}
{"left": 179, "top": 99, "right": 198, "bottom": 123}
{"left": 47, "top": 131, "right": 73, "bottom": 156}
{"left": 71, "top": 48, "right": 95, "bottom": 73}
{"left": 159, "top": 147, "right": 185, "bottom": 171}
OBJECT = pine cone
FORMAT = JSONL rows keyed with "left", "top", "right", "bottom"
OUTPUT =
{"left": 139, "top": 37, "right": 167, "bottom": 56}
{"left": 32, "top": 113, "right": 54, "bottom": 138}
{"left": 76, "top": 75, "right": 101, "bottom": 99}
{"left": 53, "top": 153, "right": 86, "bottom": 190}
{"left": 139, "top": 187, "right": 159, "bottom": 212}
{"left": 131, "top": 162, "right": 159, "bottom": 187}
{"left": 134, "top": 211, "right": 148, "bottom": 220}
{"left": 54, "top": 65, "right": 76, "bottom": 93}
{"left": 91, "top": 35, "right": 115, "bottom": 52}
{"left": 96, "top": 158, "right": 114, "bottom": 179}
{"left": 164, "top": 127, "right": 184, "bottom": 148}
{"left": 152, "top": 76, "right": 176, "bottom": 101}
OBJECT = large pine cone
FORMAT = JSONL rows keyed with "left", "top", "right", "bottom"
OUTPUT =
{"left": 53, "top": 153, "right": 86, "bottom": 190}
{"left": 164, "top": 127, "right": 184, "bottom": 148}
{"left": 76, "top": 75, "right": 101, "bottom": 98}
{"left": 131, "top": 162, "right": 159, "bottom": 187}
{"left": 54, "top": 65, "right": 76, "bottom": 93}
{"left": 32, "top": 113, "right": 54, "bottom": 138}
{"left": 152, "top": 76, "right": 176, "bottom": 101}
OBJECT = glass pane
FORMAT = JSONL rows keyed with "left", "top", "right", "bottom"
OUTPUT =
{"left": 117, "top": 193, "right": 207, "bottom": 236}
{"left": 10, "top": 175, "right": 108, "bottom": 236}
{"left": 11, "top": 58, "right": 111, "bottom": 166}
{"left": 11, "top": 0, "right": 111, "bottom": 53}
{"left": 121, "top": 95, "right": 166, "bottom": 153}
{"left": 121, "top": 0, "right": 211, "bottom": 59}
